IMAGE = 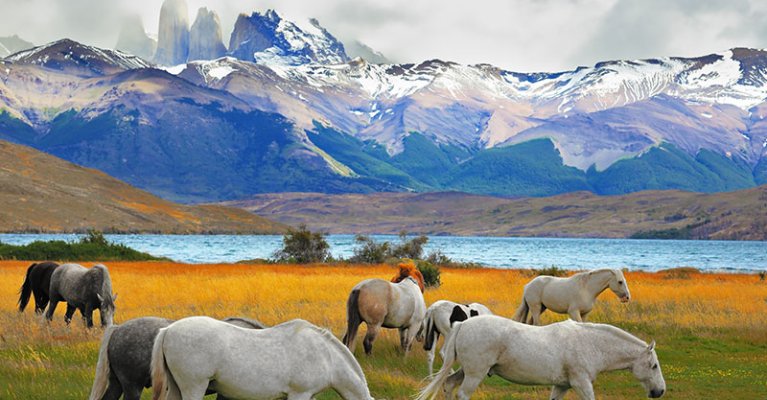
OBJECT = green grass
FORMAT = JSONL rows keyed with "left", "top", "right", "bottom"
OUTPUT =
{"left": 0, "top": 324, "right": 764, "bottom": 399}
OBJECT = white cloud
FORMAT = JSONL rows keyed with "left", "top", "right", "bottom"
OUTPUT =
{"left": 1, "top": 0, "right": 766, "bottom": 72}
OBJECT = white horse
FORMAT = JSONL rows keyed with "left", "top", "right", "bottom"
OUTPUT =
{"left": 512, "top": 268, "right": 630, "bottom": 325}
{"left": 419, "top": 300, "right": 492, "bottom": 374}
{"left": 417, "top": 316, "right": 665, "bottom": 400}
{"left": 342, "top": 275, "right": 426, "bottom": 355}
{"left": 151, "top": 317, "right": 374, "bottom": 400}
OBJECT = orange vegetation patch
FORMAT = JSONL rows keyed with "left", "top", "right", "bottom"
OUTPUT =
{"left": 1, "top": 261, "right": 765, "bottom": 338}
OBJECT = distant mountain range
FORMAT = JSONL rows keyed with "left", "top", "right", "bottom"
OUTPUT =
{"left": 0, "top": 0, "right": 766, "bottom": 202}
{"left": 0, "top": 139, "right": 285, "bottom": 233}
{"left": 224, "top": 187, "right": 767, "bottom": 240}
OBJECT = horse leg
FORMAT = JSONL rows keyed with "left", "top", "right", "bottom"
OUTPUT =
{"left": 101, "top": 373, "right": 125, "bottom": 400}
{"left": 444, "top": 368, "right": 464, "bottom": 400}
{"left": 44, "top": 294, "right": 61, "bottom": 322}
{"left": 179, "top": 381, "right": 209, "bottom": 400}
{"left": 427, "top": 346, "right": 436, "bottom": 375}
{"left": 550, "top": 385, "right": 569, "bottom": 400}
{"left": 529, "top": 302, "right": 544, "bottom": 325}
{"left": 84, "top": 304, "right": 95, "bottom": 328}
{"left": 64, "top": 304, "right": 76, "bottom": 325}
{"left": 570, "top": 376, "right": 595, "bottom": 400}
{"left": 455, "top": 370, "right": 485, "bottom": 400}
{"left": 580, "top": 310, "right": 591, "bottom": 322}
{"left": 567, "top": 307, "right": 583, "bottom": 322}
{"left": 34, "top": 293, "right": 48, "bottom": 314}
{"left": 363, "top": 323, "right": 381, "bottom": 355}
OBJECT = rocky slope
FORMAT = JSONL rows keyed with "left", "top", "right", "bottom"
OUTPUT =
{"left": 225, "top": 187, "right": 767, "bottom": 240}
{"left": 115, "top": 16, "right": 157, "bottom": 61}
{"left": 0, "top": 140, "right": 286, "bottom": 233}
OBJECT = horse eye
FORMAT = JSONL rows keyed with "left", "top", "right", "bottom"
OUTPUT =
{"left": 652, "top": 364, "right": 658, "bottom": 370}
{"left": 618, "top": 281, "right": 624, "bottom": 285}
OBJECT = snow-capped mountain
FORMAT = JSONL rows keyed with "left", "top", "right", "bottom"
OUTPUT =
{"left": 1, "top": 34, "right": 766, "bottom": 201}
{"left": 228, "top": 9, "right": 349, "bottom": 66}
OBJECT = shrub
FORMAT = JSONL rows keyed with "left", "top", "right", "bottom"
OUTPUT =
{"left": 532, "top": 265, "right": 568, "bottom": 277}
{"left": 272, "top": 224, "right": 330, "bottom": 263}
{"left": 0, "top": 231, "right": 164, "bottom": 261}
{"left": 758, "top": 271, "right": 765, "bottom": 281}
{"left": 389, "top": 232, "right": 429, "bottom": 259}
{"left": 416, "top": 260, "right": 441, "bottom": 288}
{"left": 350, "top": 234, "right": 391, "bottom": 263}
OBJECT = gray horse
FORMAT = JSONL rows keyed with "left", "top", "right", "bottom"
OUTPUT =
{"left": 45, "top": 263, "right": 116, "bottom": 328}
{"left": 89, "top": 316, "right": 266, "bottom": 400}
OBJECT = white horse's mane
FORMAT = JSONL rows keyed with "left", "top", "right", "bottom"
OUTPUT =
{"left": 579, "top": 321, "right": 647, "bottom": 348}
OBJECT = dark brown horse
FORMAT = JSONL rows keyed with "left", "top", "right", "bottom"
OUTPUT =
{"left": 18, "top": 261, "right": 60, "bottom": 313}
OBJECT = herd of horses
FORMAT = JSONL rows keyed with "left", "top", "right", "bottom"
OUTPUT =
{"left": 17, "top": 261, "right": 666, "bottom": 400}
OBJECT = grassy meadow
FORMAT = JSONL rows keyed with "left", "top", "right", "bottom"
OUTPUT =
{"left": 0, "top": 261, "right": 766, "bottom": 399}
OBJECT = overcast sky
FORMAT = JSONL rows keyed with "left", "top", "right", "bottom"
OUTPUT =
{"left": 1, "top": 0, "right": 766, "bottom": 72}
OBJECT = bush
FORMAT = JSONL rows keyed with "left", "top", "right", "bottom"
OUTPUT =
{"left": 272, "top": 224, "right": 330, "bottom": 263}
{"left": 532, "top": 265, "right": 568, "bottom": 277}
{"left": 0, "top": 231, "right": 164, "bottom": 261}
{"left": 416, "top": 260, "right": 441, "bottom": 288}
{"left": 389, "top": 232, "right": 429, "bottom": 259}
{"left": 350, "top": 234, "right": 391, "bottom": 263}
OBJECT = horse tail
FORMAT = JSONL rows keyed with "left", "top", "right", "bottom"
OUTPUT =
{"left": 151, "top": 327, "right": 177, "bottom": 400}
{"left": 512, "top": 299, "right": 529, "bottom": 323}
{"left": 88, "top": 325, "right": 117, "bottom": 400}
{"left": 17, "top": 263, "right": 37, "bottom": 312}
{"left": 422, "top": 307, "right": 438, "bottom": 351}
{"left": 416, "top": 320, "right": 464, "bottom": 400}
{"left": 342, "top": 289, "right": 362, "bottom": 350}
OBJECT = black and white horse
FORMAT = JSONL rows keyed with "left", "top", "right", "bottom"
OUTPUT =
{"left": 17, "top": 261, "right": 60, "bottom": 313}
{"left": 419, "top": 300, "right": 492, "bottom": 374}
{"left": 45, "top": 263, "right": 116, "bottom": 328}
{"left": 89, "top": 316, "right": 266, "bottom": 400}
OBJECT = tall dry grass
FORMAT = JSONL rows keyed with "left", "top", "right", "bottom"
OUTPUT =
{"left": 1, "top": 261, "right": 766, "bottom": 399}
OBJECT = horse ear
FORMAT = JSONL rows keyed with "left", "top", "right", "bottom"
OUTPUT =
{"left": 113, "top": 293, "right": 118, "bottom": 302}
{"left": 647, "top": 340, "right": 656, "bottom": 352}
{"left": 97, "top": 293, "right": 103, "bottom": 302}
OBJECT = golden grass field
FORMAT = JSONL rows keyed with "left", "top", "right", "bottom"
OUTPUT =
{"left": 1, "top": 261, "right": 766, "bottom": 399}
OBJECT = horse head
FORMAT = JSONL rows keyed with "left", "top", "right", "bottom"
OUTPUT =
{"left": 608, "top": 269, "right": 631, "bottom": 303}
{"left": 632, "top": 340, "right": 666, "bottom": 398}
{"left": 97, "top": 292, "right": 117, "bottom": 327}
{"left": 391, "top": 261, "right": 425, "bottom": 293}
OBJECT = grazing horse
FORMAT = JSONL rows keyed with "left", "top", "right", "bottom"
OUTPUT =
{"left": 89, "top": 316, "right": 266, "bottom": 400}
{"left": 512, "top": 268, "right": 630, "bottom": 325}
{"left": 45, "top": 263, "right": 116, "bottom": 328}
{"left": 150, "top": 317, "right": 374, "bottom": 400}
{"left": 416, "top": 316, "right": 666, "bottom": 400}
{"left": 342, "top": 264, "right": 426, "bottom": 355}
{"left": 419, "top": 300, "right": 492, "bottom": 374}
{"left": 17, "top": 261, "right": 59, "bottom": 313}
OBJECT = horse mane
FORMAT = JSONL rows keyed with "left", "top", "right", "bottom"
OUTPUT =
{"left": 90, "top": 264, "right": 114, "bottom": 301}
{"left": 307, "top": 323, "right": 369, "bottom": 384}
{"left": 391, "top": 261, "right": 425, "bottom": 292}
{"left": 583, "top": 322, "right": 647, "bottom": 348}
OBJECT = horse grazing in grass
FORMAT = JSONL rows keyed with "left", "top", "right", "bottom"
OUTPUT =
{"left": 342, "top": 263, "right": 426, "bottom": 355}
{"left": 89, "top": 316, "right": 266, "bottom": 400}
{"left": 419, "top": 300, "right": 492, "bottom": 374}
{"left": 18, "top": 261, "right": 59, "bottom": 313}
{"left": 151, "top": 317, "right": 373, "bottom": 400}
{"left": 416, "top": 316, "right": 665, "bottom": 400}
{"left": 45, "top": 263, "right": 116, "bottom": 328}
{"left": 512, "top": 269, "right": 630, "bottom": 325}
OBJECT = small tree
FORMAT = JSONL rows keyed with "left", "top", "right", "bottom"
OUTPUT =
{"left": 350, "top": 234, "right": 391, "bottom": 263}
{"left": 80, "top": 229, "right": 109, "bottom": 246}
{"left": 273, "top": 224, "right": 330, "bottom": 263}
{"left": 390, "top": 231, "right": 429, "bottom": 259}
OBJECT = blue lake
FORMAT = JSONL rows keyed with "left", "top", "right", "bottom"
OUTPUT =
{"left": 1, "top": 234, "right": 765, "bottom": 272}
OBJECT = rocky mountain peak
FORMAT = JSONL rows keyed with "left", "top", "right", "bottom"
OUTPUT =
{"left": 115, "top": 15, "right": 157, "bottom": 61}
{"left": 154, "top": 0, "right": 189, "bottom": 65}
{"left": 189, "top": 7, "right": 227, "bottom": 61}
{"left": 228, "top": 9, "right": 349, "bottom": 66}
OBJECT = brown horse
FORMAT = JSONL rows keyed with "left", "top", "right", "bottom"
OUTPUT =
{"left": 342, "top": 262, "right": 427, "bottom": 355}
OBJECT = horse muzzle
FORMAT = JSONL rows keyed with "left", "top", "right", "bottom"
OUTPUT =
{"left": 649, "top": 388, "right": 665, "bottom": 398}
{"left": 620, "top": 296, "right": 630, "bottom": 303}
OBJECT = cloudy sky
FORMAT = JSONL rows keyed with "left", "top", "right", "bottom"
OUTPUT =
{"left": 1, "top": 0, "right": 766, "bottom": 72}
